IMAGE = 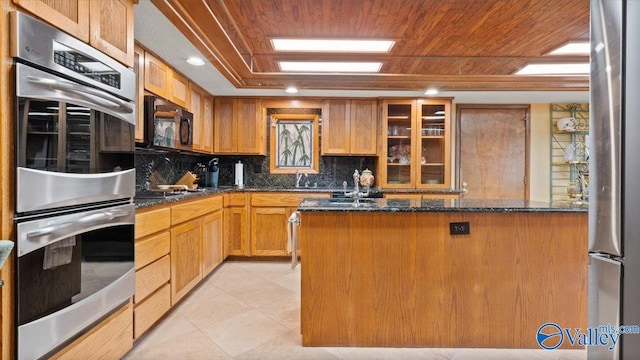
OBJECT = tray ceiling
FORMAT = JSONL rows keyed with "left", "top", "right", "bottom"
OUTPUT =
{"left": 150, "top": 0, "right": 590, "bottom": 92}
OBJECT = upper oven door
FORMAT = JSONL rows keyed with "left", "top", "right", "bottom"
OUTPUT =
{"left": 16, "top": 63, "right": 135, "bottom": 214}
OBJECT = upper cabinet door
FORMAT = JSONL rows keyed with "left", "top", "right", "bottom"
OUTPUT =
{"left": 169, "top": 70, "right": 189, "bottom": 109}
{"left": 201, "top": 95, "right": 214, "bottom": 153}
{"left": 321, "top": 99, "right": 350, "bottom": 155}
{"left": 321, "top": 99, "right": 378, "bottom": 156}
{"left": 349, "top": 99, "right": 378, "bottom": 155}
{"left": 88, "top": 0, "right": 134, "bottom": 67}
{"left": 144, "top": 52, "right": 170, "bottom": 99}
{"left": 14, "top": 0, "right": 135, "bottom": 67}
{"left": 189, "top": 85, "right": 203, "bottom": 151}
{"left": 13, "top": 0, "right": 90, "bottom": 42}
{"left": 214, "top": 98, "right": 237, "bottom": 153}
{"left": 236, "top": 98, "right": 265, "bottom": 155}
{"left": 134, "top": 44, "right": 145, "bottom": 142}
{"left": 214, "top": 98, "right": 265, "bottom": 155}
{"left": 378, "top": 98, "right": 451, "bottom": 189}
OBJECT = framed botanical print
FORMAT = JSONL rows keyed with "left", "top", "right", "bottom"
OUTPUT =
{"left": 269, "top": 113, "right": 319, "bottom": 174}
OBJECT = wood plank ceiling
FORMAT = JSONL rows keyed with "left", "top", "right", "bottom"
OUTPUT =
{"left": 150, "top": 0, "right": 590, "bottom": 92}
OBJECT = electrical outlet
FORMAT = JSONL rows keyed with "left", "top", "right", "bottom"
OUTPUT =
{"left": 449, "top": 222, "right": 470, "bottom": 235}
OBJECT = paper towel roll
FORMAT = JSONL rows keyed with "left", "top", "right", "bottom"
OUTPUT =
{"left": 235, "top": 161, "right": 244, "bottom": 188}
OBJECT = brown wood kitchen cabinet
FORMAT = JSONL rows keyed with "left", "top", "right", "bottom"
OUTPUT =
{"left": 214, "top": 98, "right": 266, "bottom": 155}
{"left": 133, "top": 206, "right": 171, "bottom": 339}
{"left": 134, "top": 44, "right": 145, "bottom": 142}
{"left": 224, "top": 193, "right": 249, "bottom": 256}
{"left": 249, "top": 193, "right": 330, "bottom": 256}
{"left": 170, "top": 218, "right": 202, "bottom": 304}
{"left": 143, "top": 51, "right": 189, "bottom": 108}
{"left": 321, "top": 99, "right": 378, "bottom": 155}
{"left": 378, "top": 98, "right": 452, "bottom": 189}
{"left": 202, "top": 210, "right": 223, "bottom": 275}
{"left": 170, "top": 195, "right": 224, "bottom": 303}
{"left": 132, "top": 195, "right": 224, "bottom": 339}
{"left": 189, "top": 83, "right": 214, "bottom": 154}
{"left": 144, "top": 51, "right": 171, "bottom": 99}
{"left": 169, "top": 70, "right": 189, "bottom": 109}
{"left": 13, "top": 0, "right": 135, "bottom": 67}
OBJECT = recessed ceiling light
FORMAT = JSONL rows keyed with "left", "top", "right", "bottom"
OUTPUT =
{"left": 186, "top": 57, "right": 205, "bottom": 66}
{"left": 424, "top": 88, "right": 439, "bottom": 95}
{"left": 285, "top": 86, "right": 298, "bottom": 93}
{"left": 271, "top": 39, "right": 395, "bottom": 53}
{"left": 279, "top": 61, "right": 382, "bottom": 73}
{"left": 548, "top": 41, "right": 590, "bottom": 55}
{"left": 515, "top": 63, "right": 590, "bottom": 75}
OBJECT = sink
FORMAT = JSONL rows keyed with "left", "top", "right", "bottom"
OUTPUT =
{"left": 327, "top": 198, "right": 376, "bottom": 204}
{"left": 325, "top": 198, "right": 378, "bottom": 208}
{"left": 135, "top": 192, "right": 185, "bottom": 200}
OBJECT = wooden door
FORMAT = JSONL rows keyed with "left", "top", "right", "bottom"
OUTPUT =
{"left": 321, "top": 99, "right": 350, "bottom": 155}
{"left": 226, "top": 207, "right": 248, "bottom": 256}
{"left": 133, "top": 44, "right": 145, "bottom": 142}
{"left": 13, "top": 0, "right": 90, "bottom": 41}
{"left": 170, "top": 218, "right": 202, "bottom": 304}
{"left": 169, "top": 70, "right": 189, "bottom": 108}
{"left": 237, "top": 98, "right": 265, "bottom": 154}
{"left": 144, "top": 52, "right": 170, "bottom": 99}
{"left": 189, "top": 85, "right": 203, "bottom": 151}
{"left": 457, "top": 105, "right": 529, "bottom": 200}
{"left": 349, "top": 99, "right": 378, "bottom": 155}
{"left": 201, "top": 95, "right": 214, "bottom": 153}
{"left": 250, "top": 207, "right": 288, "bottom": 256}
{"left": 88, "top": 0, "right": 134, "bottom": 67}
{"left": 202, "top": 210, "right": 223, "bottom": 276}
{"left": 214, "top": 98, "right": 236, "bottom": 153}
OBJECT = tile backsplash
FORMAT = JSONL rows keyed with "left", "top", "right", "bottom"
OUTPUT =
{"left": 135, "top": 106, "right": 377, "bottom": 191}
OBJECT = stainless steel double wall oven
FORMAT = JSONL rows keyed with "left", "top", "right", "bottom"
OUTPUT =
{"left": 12, "top": 12, "right": 136, "bottom": 359}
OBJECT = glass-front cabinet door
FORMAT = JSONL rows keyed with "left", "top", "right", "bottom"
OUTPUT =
{"left": 383, "top": 100, "right": 415, "bottom": 186}
{"left": 379, "top": 98, "right": 451, "bottom": 189}
{"left": 417, "top": 100, "right": 450, "bottom": 188}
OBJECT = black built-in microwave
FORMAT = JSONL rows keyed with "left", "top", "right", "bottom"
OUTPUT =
{"left": 143, "top": 95, "right": 193, "bottom": 152}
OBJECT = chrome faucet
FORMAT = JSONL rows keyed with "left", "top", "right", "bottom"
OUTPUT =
{"left": 295, "top": 170, "right": 308, "bottom": 188}
{"left": 343, "top": 170, "right": 370, "bottom": 207}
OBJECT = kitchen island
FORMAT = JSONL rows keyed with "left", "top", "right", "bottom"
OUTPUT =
{"left": 297, "top": 198, "right": 587, "bottom": 349}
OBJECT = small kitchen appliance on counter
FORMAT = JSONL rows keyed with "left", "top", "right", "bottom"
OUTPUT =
{"left": 204, "top": 158, "right": 219, "bottom": 188}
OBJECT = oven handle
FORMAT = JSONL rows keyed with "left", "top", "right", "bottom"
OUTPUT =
{"left": 26, "top": 76, "right": 134, "bottom": 115}
{"left": 26, "top": 210, "right": 131, "bottom": 238}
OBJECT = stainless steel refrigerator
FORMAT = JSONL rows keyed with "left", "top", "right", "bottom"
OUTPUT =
{"left": 589, "top": 0, "right": 640, "bottom": 359}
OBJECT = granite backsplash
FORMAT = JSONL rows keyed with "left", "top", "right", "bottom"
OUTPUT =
{"left": 135, "top": 152, "right": 376, "bottom": 191}
{"left": 135, "top": 107, "right": 377, "bottom": 192}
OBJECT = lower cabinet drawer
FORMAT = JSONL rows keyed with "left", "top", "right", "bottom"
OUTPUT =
{"left": 134, "top": 255, "right": 170, "bottom": 304}
{"left": 134, "top": 283, "right": 171, "bottom": 339}
{"left": 135, "top": 231, "right": 170, "bottom": 270}
{"left": 135, "top": 231, "right": 171, "bottom": 270}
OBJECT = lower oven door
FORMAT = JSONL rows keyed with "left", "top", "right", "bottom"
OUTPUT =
{"left": 15, "top": 203, "right": 135, "bottom": 360}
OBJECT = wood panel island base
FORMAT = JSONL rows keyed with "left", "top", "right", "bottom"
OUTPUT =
{"left": 297, "top": 199, "right": 587, "bottom": 349}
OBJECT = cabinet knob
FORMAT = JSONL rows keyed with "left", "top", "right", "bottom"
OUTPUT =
{"left": 461, "top": 182, "right": 468, "bottom": 196}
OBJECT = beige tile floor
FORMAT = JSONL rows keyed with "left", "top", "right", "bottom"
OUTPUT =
{"left": 124, "top": 260, "right": 586, "bottom": 360}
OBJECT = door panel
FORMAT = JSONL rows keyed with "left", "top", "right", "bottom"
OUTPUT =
{"left": 458, "top": 105, "right": 529, "bottom": 200}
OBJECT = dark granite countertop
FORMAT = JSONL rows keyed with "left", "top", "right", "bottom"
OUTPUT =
{"left": 297, "top": 198, "right": 588, "bottom": 213}
{"left": 134, "top": 186, "right": 463, "bottom": 209}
